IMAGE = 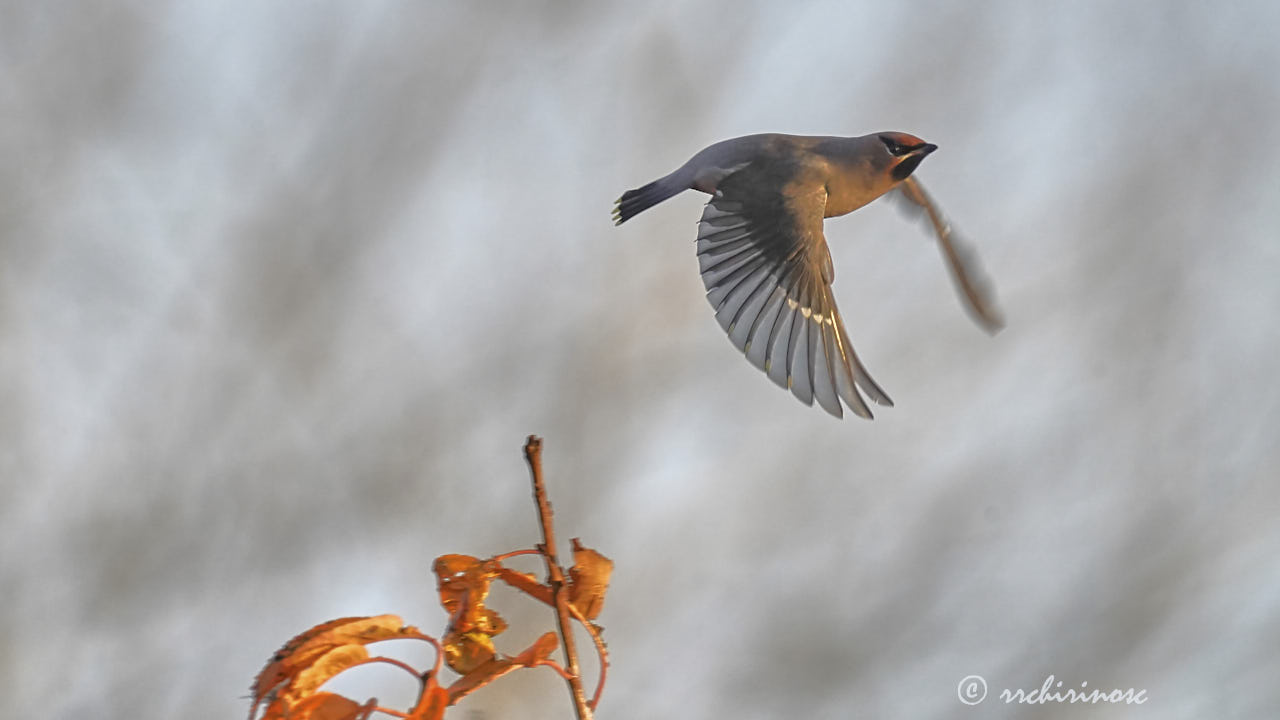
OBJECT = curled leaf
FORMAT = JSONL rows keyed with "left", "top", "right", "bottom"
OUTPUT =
{"left": 495, "top": 566, "right": 553, "bottom": 605}
{"left": 253, "top": 617, "right": 370, "bottom": 702}
{"left": 434, "top": 555, "right": 509, "bottom": 674}
{"left": 293, "top": 644, "right": 371, "bottom": 698}
{"left": 283, "top": 693, "right": 375, "bottom": 720}
{"left": 408, "top": 682, "right": 450, "bottom": 720}
{"left": 568, "top": 540, "right": 613, "bottom": 620}
{"left": 512, "top": 631, "right": 560, "bottom": 666}
{"left": 446, "top": 632, "right": 561, "bottom": 703}
{"left": 434, "top": 556, "right": 490, "bottom": 611}
{"left": 250, "top": 615, "right": 410, "bottom": 716}
{"left": 442, "top": 628, "right": 498, "bottom": 675}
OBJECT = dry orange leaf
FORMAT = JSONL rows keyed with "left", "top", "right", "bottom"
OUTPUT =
{"left": 494, "top": 544, "right": 612, "bottom": 620}
{"left": 446, "top": 631, "right": 560, "bottom": 703}
{"left": 444, "top": 656, "right": 514, "bottom": 703}
{"left": 407, "top": 682, "right": 450, "bottom": 720}
{"left": 442, "top": 628, "right": 498, "bottom": 675}
{"left": 250, "top": 615, "right": 409, "bottom": 717}
{"left": 276, "top": 693, "right": 375, "bottom": 720}
{"left": 293, "top": 644, "right": 371, "bottom": 698}
{"left": 569, "top": 540, "right": 613, "bottom": 620}
{"left": 253, "top": 617, "right": 371, "bottom": 702}
{"left": 434, "top": 555, "right": 496, "bottom": 616}
{"left": 434, "top": 555, "right": 511, "bottom": 674}
{"left": 512, "top": 630, "right": 560, "bottom": 666}
{"left": 495, "top": 566, "right": 553, "bottom": 605}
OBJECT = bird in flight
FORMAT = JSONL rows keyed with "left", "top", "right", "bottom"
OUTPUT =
{"left": 613, "top": 132, "right": 1004, "bottom": 419}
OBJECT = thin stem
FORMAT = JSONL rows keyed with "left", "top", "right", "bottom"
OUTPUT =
{"left": 530, "top": 658, "right": 576, "bottom": 681}
{"left": 355, "top": 656, "right": 424, "bottom": 679}
{"left": 524, "top": 436, "right": 593, "bottom": 720}
{"left": 565, "top": 601, "right": 610, "bottom": 710}
{"left": 492, "top": 548, "right": 542, "bottom": 562}
{"left": 395, "top": 630, "right": 445, "bottom": 679}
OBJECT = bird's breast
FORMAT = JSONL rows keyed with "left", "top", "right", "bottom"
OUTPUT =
{"left": 822, "top": 159, "right": 883, "bottom": 218}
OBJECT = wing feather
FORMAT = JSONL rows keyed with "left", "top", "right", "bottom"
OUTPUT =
{"left": 696, "top": 169, "right": 892, "bottom": 418}
{"left": 895, "top": 177, "right": 1005, "bottom": 333}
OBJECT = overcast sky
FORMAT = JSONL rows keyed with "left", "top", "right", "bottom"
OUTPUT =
{"left": 3, "top": 2, "right": 1279, "bottom": 718}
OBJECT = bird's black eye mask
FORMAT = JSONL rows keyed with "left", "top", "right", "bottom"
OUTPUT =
{"left": 879, "top": 135, "right": 923, "bottom": 157}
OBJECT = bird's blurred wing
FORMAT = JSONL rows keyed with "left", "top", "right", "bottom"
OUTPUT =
{"left": 895, "top": 177, "right": 1005, "bottom": 333}
{"left": 696, "top": 166, "right": 892, "bottom": 418}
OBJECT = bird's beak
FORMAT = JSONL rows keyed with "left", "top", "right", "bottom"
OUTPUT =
{"left": 891, "top": 143, "right": 937, "bottom": 182}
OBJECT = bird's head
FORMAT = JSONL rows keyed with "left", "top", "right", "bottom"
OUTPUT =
{"left": 875, "top": 132, "right": 937, "bottom": 182}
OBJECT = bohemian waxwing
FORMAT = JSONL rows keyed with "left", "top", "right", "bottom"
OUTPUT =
{"left": 613, "top": 132, "right": 1004, "bottom": 419}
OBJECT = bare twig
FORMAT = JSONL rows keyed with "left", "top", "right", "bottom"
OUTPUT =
{"left": 565, "top": 599, "right": 609, "bottom": 710}
{"left": 524, "top": 436, "right": 593, "bottom": 720}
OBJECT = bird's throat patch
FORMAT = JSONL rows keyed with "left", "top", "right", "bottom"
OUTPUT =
{"left": 891, "top": 155, "right": 926, "bottom": 182}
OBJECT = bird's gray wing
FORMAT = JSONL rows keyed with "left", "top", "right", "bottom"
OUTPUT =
{"left": 697, "top": 165, "right": 892, "bottom": 419}
{"left": 895, "top": 177, "right": 1005, "bottom": 333}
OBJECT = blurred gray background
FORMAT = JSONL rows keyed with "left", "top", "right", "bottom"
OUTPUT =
{"left": 3, "top": 1, "right": 1278, "bottom": 718}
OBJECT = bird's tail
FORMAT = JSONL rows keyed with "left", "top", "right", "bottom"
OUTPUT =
{"left": 612, "top": 178, "right": 682, "bottom": 225}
